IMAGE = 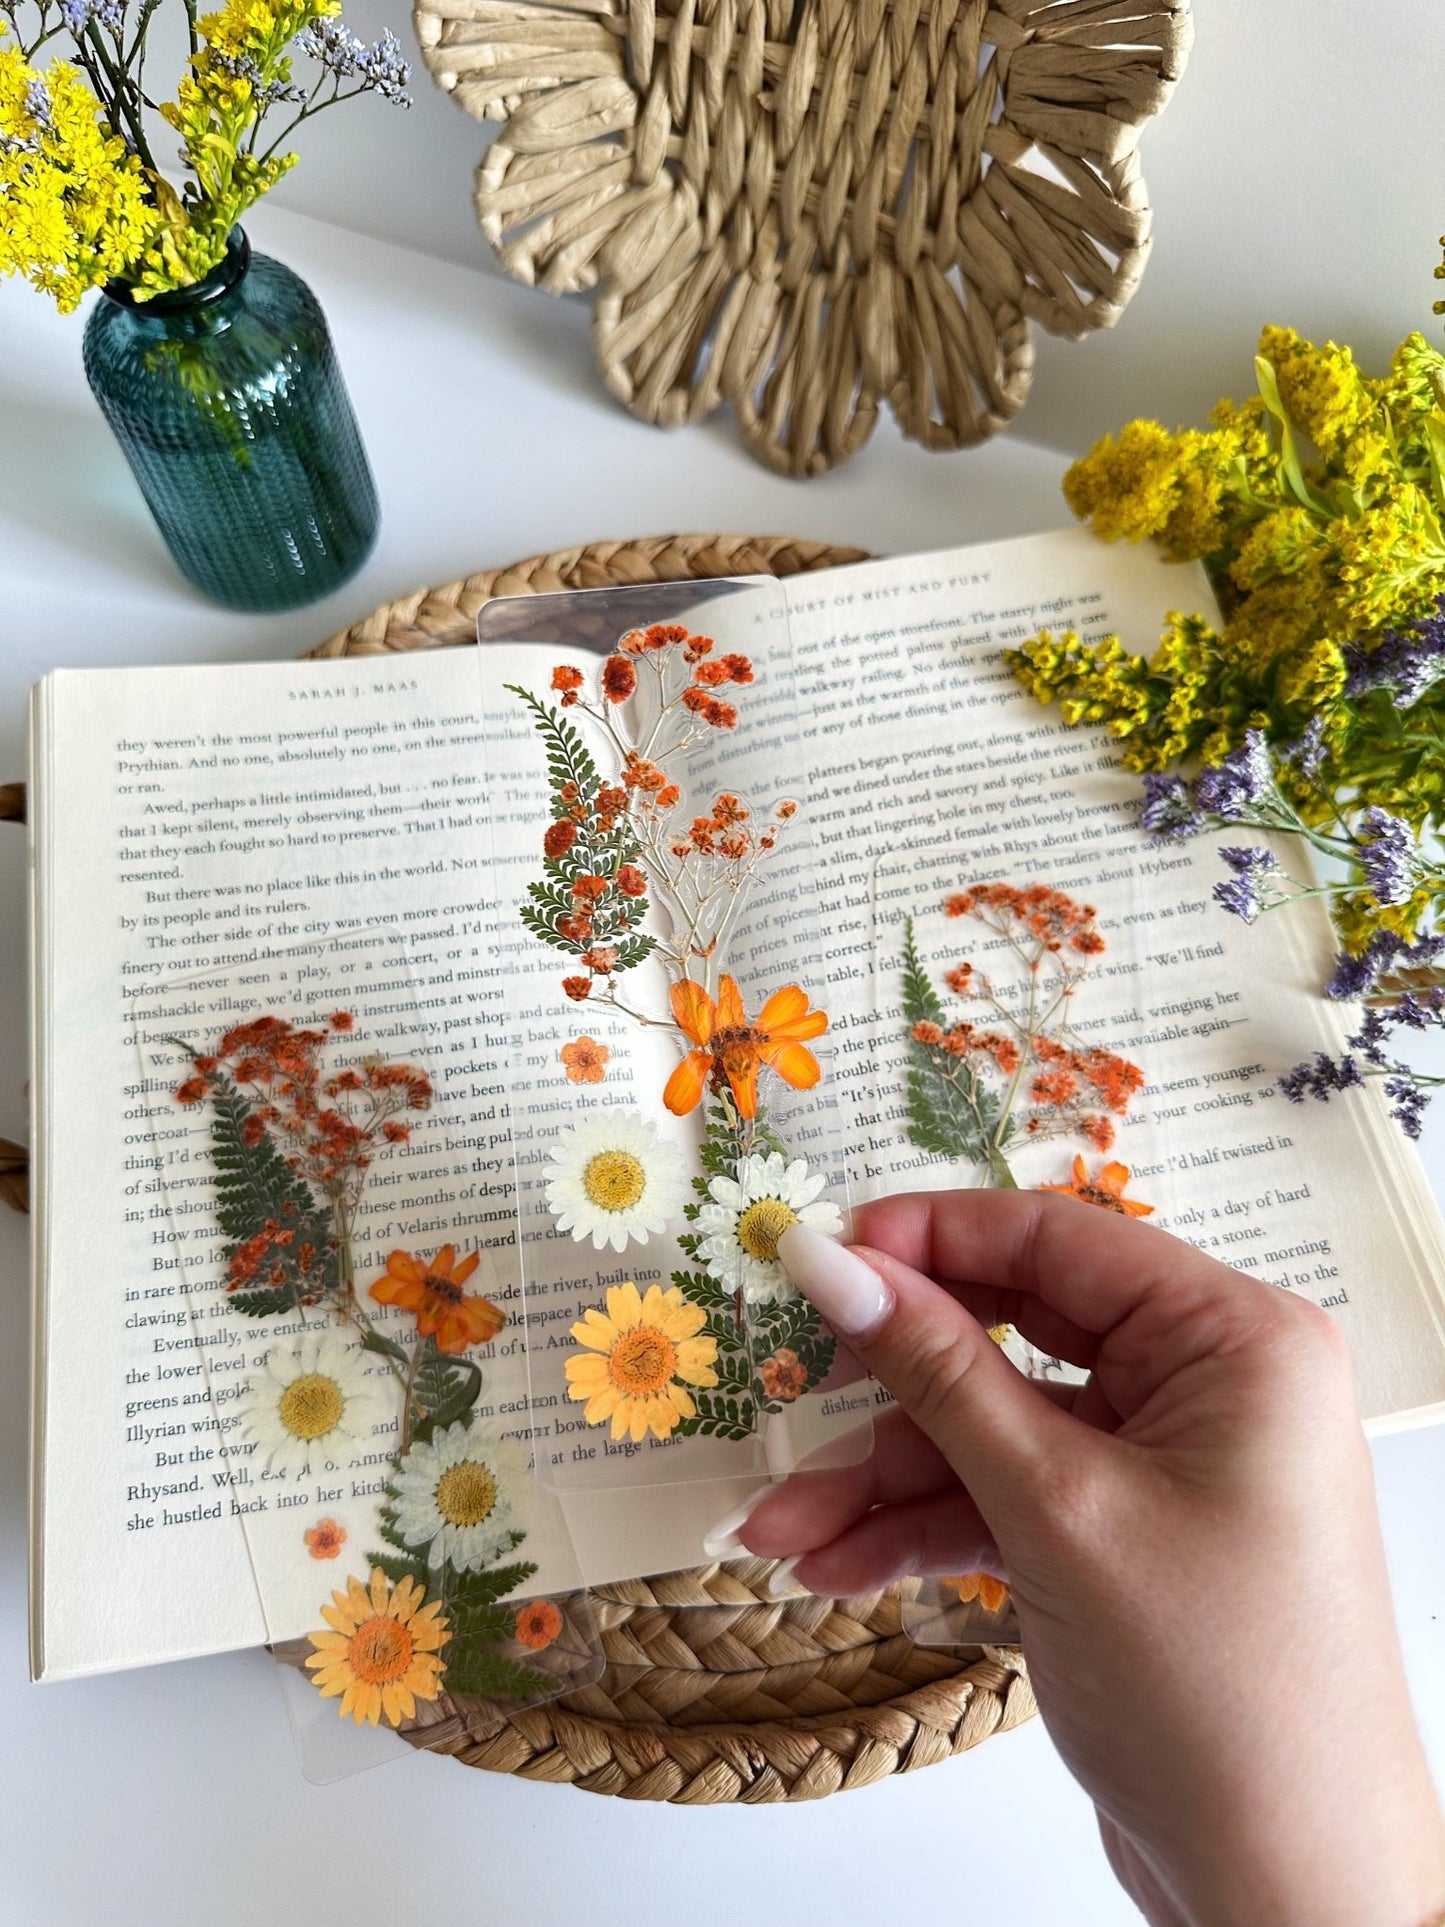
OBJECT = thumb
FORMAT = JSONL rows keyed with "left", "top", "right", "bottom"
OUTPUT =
{"left": 778, "top": 1222, "right": 1075, "bottom": 1522}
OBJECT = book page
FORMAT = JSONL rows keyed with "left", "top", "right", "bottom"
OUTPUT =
{"left": 30, "top": 647, "right": 755, "bottom": 1680}
{"left": 761, "top": 531, "right": 1445, "bottom": 1426}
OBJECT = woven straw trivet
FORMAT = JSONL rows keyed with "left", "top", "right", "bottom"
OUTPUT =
{"left": 414, "top": 0, "right": 1192, "bottom": 477}
{"left": 307, "top": 530, "right": 1036, "bottom": 1799}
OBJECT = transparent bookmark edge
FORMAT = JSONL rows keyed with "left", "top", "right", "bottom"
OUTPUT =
{"left": 474, "top": 577, "right": 874, "bottom": 1510}
{"left": 134, "top": 926, "right": 602, "bottom": 1780}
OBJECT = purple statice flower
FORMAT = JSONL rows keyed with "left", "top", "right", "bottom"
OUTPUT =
{"left": 22, "top": 76, "right": 51, "bottom": 128}
{"left": 1140, "top": 772, "right": 1204, "bottom": 839}
{"left": 1194, "top": 730, "right": 1273, "bottom": 822}
{"left": 60, "top": 0, "right": 93, "bottom": 33}
{"left": 1392, "top": 985, "right": 1445, "bottom": 1030}
{"left": 297, "top": 18, "right": 411, "bottom": 103}
{"left": 1344, "top": 599, "right": 1445, "bottom": 709}
{"left": 1278, "top": 1052, "right": 1365, "bottom": 1105}
{"left": 1349, "top": 1007, "right": 1395, "bottom": 1067}
{"left": 1383, "top": 1075, "right": 1431, "bottom": 1139}
{"left": 1325, "top": 930, "right": 1406, "bottom": 1000}
{"left": 1212, "top": 846, "right": 1277, "bottom": 923}
{"left": 1356, "top": 806, "right": 1416, "bottom": 906}
{"left": 1291, "top": 715, "right": 1327, "bottom": 782}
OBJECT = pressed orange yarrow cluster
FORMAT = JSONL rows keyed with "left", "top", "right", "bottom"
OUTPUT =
{"left": 903, "top": 882, "right": 1145, "bottom": 1182}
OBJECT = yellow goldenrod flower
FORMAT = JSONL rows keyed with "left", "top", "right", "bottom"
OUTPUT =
{"left": 0, "top": 44, "right": 161, "bottom": 311}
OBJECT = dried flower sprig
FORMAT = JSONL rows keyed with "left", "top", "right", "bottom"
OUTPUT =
{"left": 902, "top": 884, "right": 1144, "bottom": 1187}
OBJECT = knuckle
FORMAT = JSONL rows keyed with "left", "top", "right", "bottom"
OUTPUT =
{"left": 893, "top": 1319, "right": 987, "bottom": 1440}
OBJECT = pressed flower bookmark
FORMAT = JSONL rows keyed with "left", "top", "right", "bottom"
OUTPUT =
{"left": 136, "top": 931, "right": 603, "bottom": 1778}
{"left": 478, "top": 579, "right": 875, "bottom": 1510}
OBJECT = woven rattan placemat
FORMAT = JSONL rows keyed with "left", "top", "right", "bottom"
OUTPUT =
{"left": 308, "top": 531, "right": 1035, "bottom": 1800}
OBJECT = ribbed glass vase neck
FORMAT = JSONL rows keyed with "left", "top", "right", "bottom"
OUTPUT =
{"left": 103, "top": 229, "right": 251, "bottom": 322}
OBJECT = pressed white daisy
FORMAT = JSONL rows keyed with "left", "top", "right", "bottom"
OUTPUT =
{"left": 389, "top": 1420, "right": 532, "bottom": 1572}
{"left": 697, "top": 1151, "right": 843, "bottom": 1305}
{"left": 238, "top": 1330, "right": 386, "bottom": 1477}
{"left": 544, "top": 1108, "right": 688, "bottom": 1252}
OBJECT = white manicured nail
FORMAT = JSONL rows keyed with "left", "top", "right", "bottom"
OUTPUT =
{"left": 763, "top": 1554, "right": 808, "bottom": 1598}
{"left": 777, "top": 1224, "right": 893, "bottom": 1339}
{"left": 702, "top": 1490, "right": 768, "bottom": 1559}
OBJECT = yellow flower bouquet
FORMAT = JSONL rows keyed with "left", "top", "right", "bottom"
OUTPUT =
{"left": 1008, "top": 295, "right": 1445, "bottom": 1139}
{"left": 2, "top": 0, "right": 410, "bottom": 608}
{"left": 2, "top": 0, "right": 408, "bottom": 310}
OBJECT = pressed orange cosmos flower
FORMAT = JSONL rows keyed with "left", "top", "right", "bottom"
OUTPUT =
{"left": 370, "top": 1246, "right": 507, "bottom": 1354}
{"left": 663, "top": 976, "right": 827, "bottom": 1121}
{"left": 1039, "top": 1157, "right": 1154, "bottom": 1218}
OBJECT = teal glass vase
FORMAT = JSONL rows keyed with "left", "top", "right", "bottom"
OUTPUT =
{"left": 83, "top": 230, "right": 378, "bottom": 612}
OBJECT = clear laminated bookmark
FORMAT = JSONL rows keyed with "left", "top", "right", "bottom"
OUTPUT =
{"left": 136, "top": 929, "right": 602, "bottom": 1779}
{"left": 871, "top": 845, "right": 1193, "bottom": 1647}
{"left": 476, "top": 578, "right": 873, "bottom": 1582}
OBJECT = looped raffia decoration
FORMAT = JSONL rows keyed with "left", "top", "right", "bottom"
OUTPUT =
{"left": 306, "top": 531, "right": 1036, "bottom": 1798}
{"left": 414, "top": 0, "right": 1192, "bottom": 475}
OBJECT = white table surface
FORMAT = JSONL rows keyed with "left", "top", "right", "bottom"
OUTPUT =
{"left": 1, "top": 206, "right": 1442, "bottom": 1927}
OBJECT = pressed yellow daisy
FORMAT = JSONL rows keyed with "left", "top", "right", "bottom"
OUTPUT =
{"left": 564, "top": 1281, "right": 719, "bottom": 1442}
{"left": 305, "top": 1568, "right": 450, "bottom": 1727}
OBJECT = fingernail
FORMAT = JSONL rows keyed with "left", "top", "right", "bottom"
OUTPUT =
{"left": 777, "top": 1225, "right": 893, "bottom": 1339}
{"left": 702, "top": 1489, "right": 768, "bottom": 1559}
{"left": 763, "top": 1554, "right": 809, "bottom": 1599}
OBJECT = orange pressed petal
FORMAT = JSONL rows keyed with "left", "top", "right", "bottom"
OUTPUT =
{"left": 385, "top": 1250, "right": 424, "bottom": 1285}
{"left": 715, "top": 975, "right": 746, "bottom": 1028}
{"left": 670, "top": 978, "right": 716, "bottom": 1046}
{"left": 1120, "top": 1198, "right": 1155, "bottom": 1219}
{"left": 431, "top": 1243, "right": 458, "bottom": 1277}
{"left": 727, "top": 1057, "right": 760, "bottom": 1120}
{"left": 370, "top": 1273, "right": 423, "bottom": 1312}
{"left": 757, "top": 983, "right": 808, "bottom": 1029}
{"left": 1097, "top": 1162, "right": 1131, "bottom": 1196}
{"left": 765, "top": 1040, "right": 821, "bottom": 1092}
{"left": 452, "top": 1249, "right": 481, "bottom": 1286}
{"left": 663, "top": 1050, "right": 711, "bottom": 1116}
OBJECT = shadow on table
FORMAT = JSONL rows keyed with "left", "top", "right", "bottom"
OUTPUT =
{"left": 0, "top": 386, "right": 179, "bottom": 597}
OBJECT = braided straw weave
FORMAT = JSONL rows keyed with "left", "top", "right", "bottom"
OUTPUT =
{"left": 414, "top": 0, "right": 1192, "bottom": 476}
{"left": 310, "top": 531, "right": 1036, "bottom": 1798}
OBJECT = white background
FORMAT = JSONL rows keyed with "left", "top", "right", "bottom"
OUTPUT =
{"left": 3, "top": 0, "right": 1445, "bottom": 1914}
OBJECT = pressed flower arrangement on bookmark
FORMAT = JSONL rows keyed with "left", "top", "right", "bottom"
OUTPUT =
{"left": 139, "top": 934, "right": 600, "bottom": 1776}
{"left": 873, "top": 858, "right": 1169, "bottom": 1649}
{"left": 481, "top": 579, "right": 872, "bottom": 1490}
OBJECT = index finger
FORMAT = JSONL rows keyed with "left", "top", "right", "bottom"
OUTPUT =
{"left": 852, "top": 1187, "right": 1276, "bottom": 1341}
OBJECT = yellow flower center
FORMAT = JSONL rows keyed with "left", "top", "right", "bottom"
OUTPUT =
{"left": 608, "top": 1324, "right": 677, "bottom": 1395}
{"left": 583, "top": 1150, "right": 647, "bottom": 1212}
{"left": 347, "top": 1614, "right": 414, "bottom": 1685}
{"left": 434, "top": 1460, "right": 498, "bottom": 1529}
{"left": 277, "top": 1372, "right": 345, "bottom": 1441}
{"left": 735, "top": 1197, "right": 797, "bottom": 1262}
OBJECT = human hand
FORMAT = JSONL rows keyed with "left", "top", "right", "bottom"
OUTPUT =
{"left": 707, "top": 1194, "right": 1445, "bottom": 1927}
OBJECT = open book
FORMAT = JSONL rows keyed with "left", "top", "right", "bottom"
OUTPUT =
{"left": 30, "top": 528, "right": 1445, "bottom": 1683}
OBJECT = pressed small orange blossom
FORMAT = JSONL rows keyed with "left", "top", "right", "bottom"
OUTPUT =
{"left": 663, "top": 975, "right": 827, "bottom": 1121}
{"left": 515, "top": 1599, "right": 564, "bottom": 1651}
{"left": 1039, "top": 1157, "right": 1154, "bottom": 1218}
{"left": 370, "top": 1245, "right": 506, "bottom": 1354}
